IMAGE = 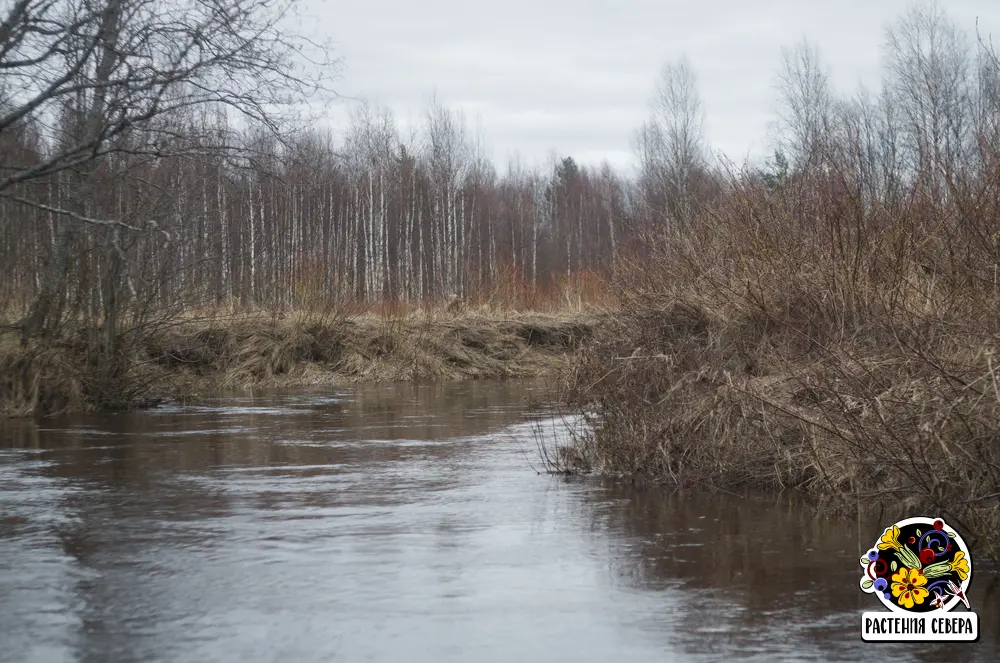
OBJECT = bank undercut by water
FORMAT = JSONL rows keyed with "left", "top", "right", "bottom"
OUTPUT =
{"left": 0, "top": 311, "right": 598, "bottom": 418}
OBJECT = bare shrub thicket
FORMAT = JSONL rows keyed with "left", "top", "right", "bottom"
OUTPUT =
{"left": 567, "top": 5, "right": 1000, "bottom": 558}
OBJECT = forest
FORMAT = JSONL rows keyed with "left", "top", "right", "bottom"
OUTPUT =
{"left": 0, "top": 100, "right": 631, "bottom": 316}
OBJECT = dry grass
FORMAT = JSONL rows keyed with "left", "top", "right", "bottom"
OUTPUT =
{"left": 0, "top": 328, "right": 169, "bottom": 418}
{"left": 0, "top": 307, "right": 599, "bottom": 418}
{"left": 150, "top": 310, "right": 595, "bottom": 388}
{"left": 564, "top": 176, "right": 1000, "bottom": 560}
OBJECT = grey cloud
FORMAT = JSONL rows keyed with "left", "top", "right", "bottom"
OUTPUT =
{"left": 304, "top": 0, "right": 1000, "bottom": 170}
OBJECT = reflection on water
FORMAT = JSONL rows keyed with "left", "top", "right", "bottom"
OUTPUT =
{"left": 0, "top": 380, "right": 996, "bottom": 662}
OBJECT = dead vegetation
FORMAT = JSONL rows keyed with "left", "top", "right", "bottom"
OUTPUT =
{"left": 0, "top": 309, "right": 597, "bottom": 419}
{"left": 563, "top": 177, "right": 1000, "bottom": 559}
{"left": 558, "top": 7, "right": 1000, "bottom": 560}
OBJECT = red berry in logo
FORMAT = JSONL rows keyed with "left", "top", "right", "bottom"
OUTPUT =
{"left": 933, "top": 519, "right": 944, "bottom": 530}
{"left": 919, "top": 548, "right": 936, "bottom": 564}
{"left": 908, "top": 536, "right": 916, "bottom": 544}
{"left": 873, "top": 558, "right": 889, "bottom": 576}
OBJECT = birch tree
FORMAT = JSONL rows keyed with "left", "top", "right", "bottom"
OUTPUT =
{"left": 884, "top": 1, "right": 972, "bottom": 197}
{"left": 775, "top": 39, "right": 833, "bottom": 170}
{"left": 1, "top": 0, "right": 332, "bottom": 337}
{"left": 637, "top": 57, "right": 707, "bottom": 227}
{"left": 423, "top": 99, "right": 470, "bottom": 297}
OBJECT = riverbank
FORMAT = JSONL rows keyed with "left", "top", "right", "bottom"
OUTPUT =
{"left": 561, "top": 221, "right": 1000, "bottom": 562}
{"left": 565, "top": 299, "right": 1000, "bottom": 563}
{"left": 0, "top": 311, "right": 598, "bottom": 418}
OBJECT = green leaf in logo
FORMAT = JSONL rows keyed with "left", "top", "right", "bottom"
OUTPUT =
{"left": 862, "top": 579, "right": 874, "bottom": 590}
{"left": 891, "top": 560, "right": 898, "bottom": 572}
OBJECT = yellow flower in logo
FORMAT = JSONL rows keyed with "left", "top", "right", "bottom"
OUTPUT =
{"left": 878, "top": 525, "right": 902, "bottom": 551}
{"left": 949, "top": 551, "right": 969, "bottom": 581}
{"left": 891, "top": 567, "right": 929, "bottom": 609}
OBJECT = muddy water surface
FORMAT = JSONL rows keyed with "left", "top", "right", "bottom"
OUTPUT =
{"left": 1, "top": 380, "right": 997, "bottom": 662}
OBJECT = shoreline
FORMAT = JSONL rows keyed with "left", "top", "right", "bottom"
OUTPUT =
{"left": 561, "top": 298, "right": 1000, "bottom": 563}
{"left": 8, "top": 304, "right": 997, "bottom": 564}
{"left": 0, "top": 311, "right": 599, "bottom": 419}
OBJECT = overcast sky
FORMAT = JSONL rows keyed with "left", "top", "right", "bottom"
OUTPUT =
{"left": 302, "top": 0, "right": 1000, "bottom": 174}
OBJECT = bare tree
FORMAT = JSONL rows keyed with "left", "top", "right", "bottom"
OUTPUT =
{"left": 1, "top": 0, "right": 333, "bottom": 337}
{"left": 343, "top": 102, "right": 398, "bottom": 300}
{"left": 839, "top": 85, "right": 905, "bottom": 204}
{"left": 774, "top": 38, "right": 833, "bottom": 170}
{"left": 884, "top": 1, "right": 972, "bottom": 198}
{"left": 973, "top": 25, "right": 1000, "bottom": 181}
{"left": 423, "top": 97, "right": 470, "bottom": 297}
{"left": 638, "top": 57, "right": 707, "bottom": 227}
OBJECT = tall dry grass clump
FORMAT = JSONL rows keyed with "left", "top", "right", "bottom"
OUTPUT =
{"left": 0, "top": 327, "right": 170, "bottom": 417}
{"left": 566, "top": 170, "right": 1000, "bottom": 559}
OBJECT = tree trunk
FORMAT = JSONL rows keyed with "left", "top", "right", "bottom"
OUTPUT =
{"left": 20, "top": 0, "right": 124, "bottom": 340}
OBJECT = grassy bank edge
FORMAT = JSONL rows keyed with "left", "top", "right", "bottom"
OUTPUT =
{"left": 0, "top": 311, "right": 601, "bottom": 419}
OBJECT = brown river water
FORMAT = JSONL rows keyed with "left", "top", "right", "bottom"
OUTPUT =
{"left": 1, "top": 379, "right": 997, "bottom": 662}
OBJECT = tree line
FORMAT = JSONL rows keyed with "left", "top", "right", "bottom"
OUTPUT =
{"left": 1, "top": 0, "right": 999, "bottom": 335}
{"left": 0, "top": 100, "right": 630, "bottom": 316}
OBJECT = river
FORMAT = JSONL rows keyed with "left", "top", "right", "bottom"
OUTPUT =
{"left": 1, "top": 379, "right": 996, "bottom": 662}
